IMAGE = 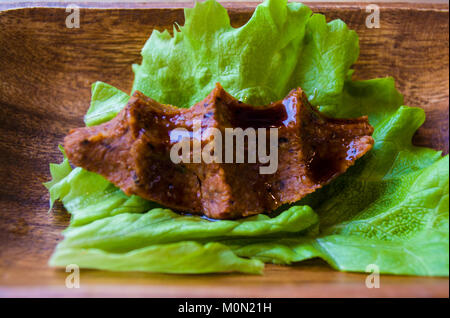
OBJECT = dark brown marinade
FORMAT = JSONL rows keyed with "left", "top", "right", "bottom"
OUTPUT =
{"left": 64, "top": 83, "right": 374, "bottom": 219}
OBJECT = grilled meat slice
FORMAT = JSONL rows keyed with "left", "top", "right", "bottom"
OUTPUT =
{"left": 64, "top": 83, "right": 374, "bottom": 219}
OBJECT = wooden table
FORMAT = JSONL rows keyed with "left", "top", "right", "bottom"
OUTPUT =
{"left": 0, "top": 1, "right": 448, "bottom": 297}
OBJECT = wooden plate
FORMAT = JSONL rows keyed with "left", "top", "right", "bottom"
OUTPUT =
{"left": 0, "top": 2, "right": 448, "bottom": 297}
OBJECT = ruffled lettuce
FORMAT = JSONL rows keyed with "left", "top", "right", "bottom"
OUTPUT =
{"left": 46, "top": 0, "right": 448, "bottom": 276}
{"left": 132, "top": 0, "right": 358, "bottom": 107}
{"left": 84, "top": 82, "right": 129, "bottom": 127}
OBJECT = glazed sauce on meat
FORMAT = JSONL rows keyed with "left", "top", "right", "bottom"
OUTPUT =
{"left": 225, "top": 96, "right": 297, "bottom": 129}
{"left": 306, "top": 153, "right": 343, "bottom": 183}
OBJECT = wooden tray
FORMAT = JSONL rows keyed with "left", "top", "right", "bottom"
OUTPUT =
{"left": 0, "top": 1, "right": 448, "bottom": 297}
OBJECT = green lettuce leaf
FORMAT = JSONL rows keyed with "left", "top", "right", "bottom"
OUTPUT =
{"left": 50, "top": 241, "right": 264, "bottom": 274}
{"left": 46, "top": 149, "right": 316, "bottom": 274}
{"left": 46, "top": 0, "right": 449, "bottom": 276}
{"left": 44, "top": 145, "right": 72, "bottom": 211}
{"left": 132, "top": 0, "right": 357, "bottom": 107}
{"left": 226, "top": 155, "right": 449, "bottom": 276}
{"left": 84, "top": 81, "right": 129, "bottom": 126}
{"left": 49, "top": 166, "right": 156, "bottom": 227}
{"left": 52, "top": 206, "right": 317, "bottom": 252}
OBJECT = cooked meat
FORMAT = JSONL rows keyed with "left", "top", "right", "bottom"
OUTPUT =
{"left": 64, "top": 83, "right": 374, "bottom": 219}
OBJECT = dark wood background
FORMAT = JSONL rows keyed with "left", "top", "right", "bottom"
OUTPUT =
{"left": 0, "top": 2, "right": 448, "bottom": 297}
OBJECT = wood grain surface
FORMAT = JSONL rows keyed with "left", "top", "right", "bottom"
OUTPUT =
{"left": 0, "top": 2, "right": 448, "bottom": 298}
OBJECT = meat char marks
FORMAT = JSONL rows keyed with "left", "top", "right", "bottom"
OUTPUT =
{"left": 64, "top": 83, "right": 374, "bottom": 219}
